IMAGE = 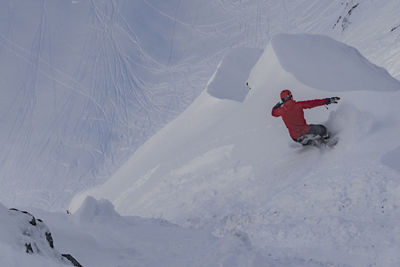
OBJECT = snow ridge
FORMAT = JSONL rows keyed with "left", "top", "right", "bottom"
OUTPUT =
{"left": 71, "top": 33, "right": 400, "bottom": 266}
{"left": 0, "top": 204, "right": 82, "bottom": 266}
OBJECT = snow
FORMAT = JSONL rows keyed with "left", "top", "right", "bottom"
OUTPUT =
{"left": 381, "top": 146, "right": 400, "bottom": 172}
{"left": 2, "top": 0, "right": 400, "bottom": 212}
{"left": 3, "top": 1, "right": 400, "bottom": 266}
{"left": 0, "top": 203, "right": 73, "bottom": 266}
{"left": 207, "top": 47, "right": 262, "bottom": 102}
{"left": 70, "top": 32, "right": 400, "bottom": 266}
{"left": 271, "top": 33, "right": 400, "bottom": 92}
{"left": 0, "top": 0, "right": 273, "bottom": 210}
{"left": 26, "top": 197, "right": 267, "bottom": 267}
{"left": 73, "top": 196, "right": 120, "bottom": 224}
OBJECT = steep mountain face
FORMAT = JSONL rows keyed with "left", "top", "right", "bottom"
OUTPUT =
{"left": 39, "top": 197, "right": 266, "bottom": 267}
{"left": 1, "top": 0, "right": 400, "bottom": 213}
{"left": 69, "top": 12, "right": 400, "bottom": 267}
{"left": 0, "top": 0, "right": 269, "bottom": 210}
{"left": 0, "top": 204, "right": 82, "bottom": 266}
{"left": 1, "top": 1, "right": 400, "bottom": 266}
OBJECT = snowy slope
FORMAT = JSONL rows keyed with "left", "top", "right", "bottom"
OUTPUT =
{"left": 0, "top": 197, "right": 269, "bottom": 267}
{"left": 0, "top": 0, "right": 271, "bottom": 210}
{"left": 31, "top": 197, "right": 269, "bottom": 267}
{"left": 2, "top": 0, "right": 400, "bottom": 212}
{"left": 71, "top": 33, "right": 400, "bottom": 265}
{"left": 18, "top": 196, "right": 358, "bottom": 267}
{"left": 0, "top": 203, "right": 82, "bottom": 267}
{"left": 2, "top": 1, "right": 400, "bottom": 266}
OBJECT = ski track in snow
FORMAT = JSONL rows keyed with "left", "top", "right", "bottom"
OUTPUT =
{"left": 1, "top": 0, "right": 293, "bottom": 210}
{"left": 2, "top": 1, "right": 400, "bottom": 266}
{"left": 71, "top": 31, "right": 400, "bottom": 266}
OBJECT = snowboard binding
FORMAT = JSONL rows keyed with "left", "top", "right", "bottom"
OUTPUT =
{"left": 297, "top": 133, "right": 338, "bottom": 147}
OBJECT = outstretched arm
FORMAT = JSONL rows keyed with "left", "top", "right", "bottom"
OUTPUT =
{"left": 298, "top": 99, "right": 329, "bottom": 109}
{"left": 299, "top": 97, "right": 340, "bottom": 109}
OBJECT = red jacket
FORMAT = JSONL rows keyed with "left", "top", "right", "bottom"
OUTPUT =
{"left": 271, "top": 99, "right": 327, "bottom": 139}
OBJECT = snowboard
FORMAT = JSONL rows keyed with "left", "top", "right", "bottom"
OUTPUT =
{"left": 292, "top": 133, "right": 339, "bottom": 149}
{"left": 311, "top": 135, "right": 339, "bottom": 148}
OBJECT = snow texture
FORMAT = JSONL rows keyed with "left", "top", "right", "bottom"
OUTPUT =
{"left": 0, "top": 203, "right": 80, "bottom": 266}
{"left": 71, "top": 33, "right": 400, "bottom": 266}
{"left": 207, "top": 47, "right": 262, "bottom": 102}
{"left": 381, "top": 146, "right": 400, "bottom": 172}
{"left": 27, "top": 197, "right": 268, "bottom": 267}
{"left": 271, "top": 33, "right": 400, "bottom": 92}
{"left": 3, "top": 1, "right": 400, "bottom": 266}
{"left": 0, "top": 0, "right": 272, "bottom": 210}
{"left": 2, "top": 0, "right": 400, "bottom": 212}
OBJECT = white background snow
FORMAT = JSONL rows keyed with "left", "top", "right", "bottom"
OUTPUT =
{"left": 1, "top": 0, "right": 400, "bottom": 266}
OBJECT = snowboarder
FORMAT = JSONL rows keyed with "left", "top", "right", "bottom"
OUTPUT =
{"left": 271, "top": 90, "right": 340, "bottom": 145}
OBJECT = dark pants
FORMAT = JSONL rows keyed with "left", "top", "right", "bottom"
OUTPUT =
{"left": 295, "top": 124, "right": 328, "bottom": 145}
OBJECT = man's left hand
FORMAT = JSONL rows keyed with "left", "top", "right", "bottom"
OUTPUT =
{"left": 326, "top": 97, "right": 340, "bottom": 104}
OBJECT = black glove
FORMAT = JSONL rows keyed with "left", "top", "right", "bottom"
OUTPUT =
{"left": 326, "top": 97, "right": 340, "bottom": 105}
{"left": 273, "top": 102, "right": 282, "bottom": 109}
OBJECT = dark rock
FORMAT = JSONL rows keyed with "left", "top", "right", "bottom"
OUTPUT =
{"left": 62, "top": 254, "right": 84, "bottom": 267}
{"left": 29, "top": 216, "right": 37, "bottom": 226}
{"left": 9, "top": 208, "right": 37, "bottom": 226}
{"left": 25, "top": 243, "right": 33, "bottom": 254}
{"left": 347, "top": 3, "right": 359, "bottom": 15}
{"left": 333, "top": 2, "right": 360, "bottom": 31}
{"left": 9, "top": 207, "right": 82, "bottom": 266}
{"left": 391, "top": 25, "right": 400, "bottom": 32}
{"left": 46, "top": 232, "right": 54, "bottom": 249}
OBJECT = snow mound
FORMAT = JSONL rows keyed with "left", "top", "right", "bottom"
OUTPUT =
{"left": 70, "top": 34, "right": 400, "bottom": 219}
{"left": 70, "top": 33, "right": 400, "bottom": 266}
{"left": 207, "top": 47, "right": 262, "bottom": 102}
{"left": 271, "top": 34, "right": 400, "bottom": 92}
{"left": 56, "top": 197, "right": 267, "bottom": 267}
{"left": 74, "top": 196, "right": 120, "bottom": 223}
{"left": 0, "top": 204, "right": 82, "bottom": 266}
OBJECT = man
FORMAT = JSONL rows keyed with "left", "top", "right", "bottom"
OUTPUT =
{"left": 271, "top": 89, "right": 340, "bottom": 145}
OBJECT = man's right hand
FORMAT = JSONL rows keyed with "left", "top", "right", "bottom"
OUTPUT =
{"left": 273, "top": 102, "right": 282, "bottom": 109}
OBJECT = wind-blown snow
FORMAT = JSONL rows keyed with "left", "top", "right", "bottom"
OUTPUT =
{"left": 0, "top": 0, "right": 272, "bottom": 210}
{"left": 28, "top": 197, "right": 267, "bottom": 267}
{"left": 3, "top": 0, "right": 400, "bottom": 211}
{"left": 71, "top": 33, "right": 400, "bottom": 266}
{"left": 271, "top": 33, "right": 400, "bottom": 92}
{"left": 207, "top": 47, "right": 262, "bottom": 102}
{"left": 3, "top": 1, "right": 400, "bottom": 266}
